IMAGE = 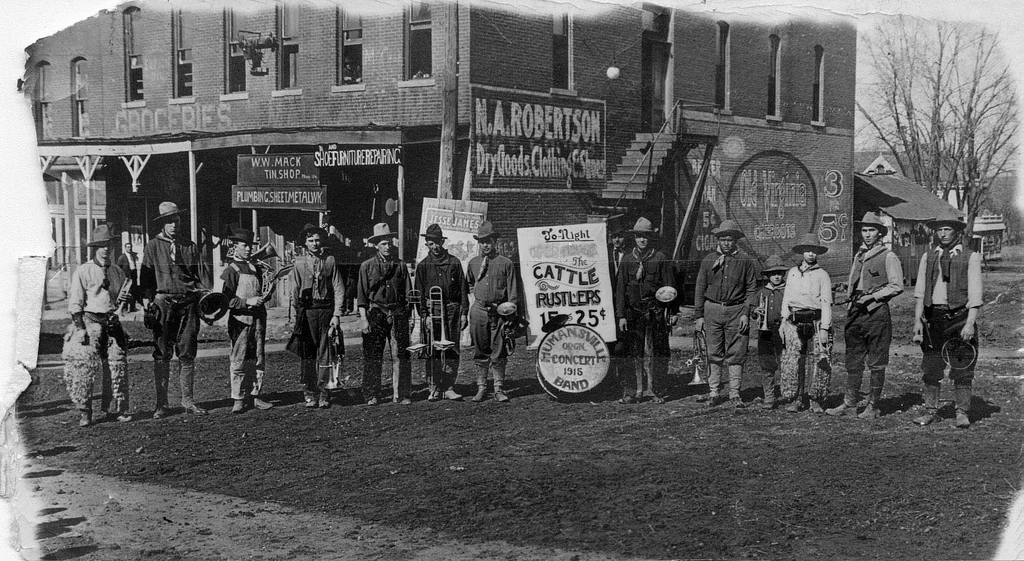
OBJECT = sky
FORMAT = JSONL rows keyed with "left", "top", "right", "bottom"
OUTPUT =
{"left": 1, "top": 0, "right": 1023, "bottom": 555}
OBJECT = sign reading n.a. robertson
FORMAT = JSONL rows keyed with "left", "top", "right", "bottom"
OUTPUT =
{"left": 471, "top": 86, "right": 606, "bottom": 190}
{"left": 231, "top": 186, "right": 327, "bottom": 211}
{"left": 237, "top": 154, "right": 319, "bottom": 186}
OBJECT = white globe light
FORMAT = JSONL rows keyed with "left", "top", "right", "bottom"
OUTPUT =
{"left": 606, "top": 66, "right": 620, "bottom": 80}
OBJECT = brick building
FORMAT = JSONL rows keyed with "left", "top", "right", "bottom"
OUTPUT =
{"left": 24, "top": 0, "right": 856, "bottom": 284}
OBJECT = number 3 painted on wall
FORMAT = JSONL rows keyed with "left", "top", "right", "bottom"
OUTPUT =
{"left": 824, "top": 170, "right": 844, "bottom": 198}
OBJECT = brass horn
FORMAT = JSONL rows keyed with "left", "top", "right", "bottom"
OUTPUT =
{"left": 406, "top": 289, "right": 428, "bottom": 354}
{"left": 251, "top": 242, "right": 278, "bottom": 261}
{"left": 429, "top": 286, "right": 455, "bottom": 351}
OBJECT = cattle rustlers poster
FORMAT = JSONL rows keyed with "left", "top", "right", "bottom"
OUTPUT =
{"left": 517, "top": 222, "right": 615, "bottom": 345}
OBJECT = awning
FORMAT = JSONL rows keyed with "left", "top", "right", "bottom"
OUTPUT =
{"left": 854, "top": 173, "right": 959, "bottom": 222}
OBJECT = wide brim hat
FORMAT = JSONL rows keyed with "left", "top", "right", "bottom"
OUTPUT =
{"left": 368, "top": 222, "right": 396, "bottom": 244}
{"left": 421, "top": 223, "right": 447, "bottom": 241}
{"left": 298, "top": 223, "right": 328, "bottom": 242}
{"left": 855, "top": 211, "right": 889, "bottom": 236}
{"left": 228, "top": 228, "right": 256, "bottom": 245}
{"left": 711, "top": 219, "right": 745, "bottom": 239}
{"left": 607, "top": 214, "right": 628, "bottom": 236}
{"left": 792, "top": 233, "right": 828, "bottom": 255}
{"left": 87, "top": 225, "right": 116, "bottom": 247}
{"left": 474, "top": 221, "right": 500, "bottom": 240}
{"left": 760, "top": 254, "right": 789, "bottom": 274}
{"left": 629, "top": 217, "right": 659, "bottom": 238}
{"left": 926, "top": 210, "right": 967, "bottom": 231}
{"left": 154, "top": 201, "right": 187, "bottom": 222}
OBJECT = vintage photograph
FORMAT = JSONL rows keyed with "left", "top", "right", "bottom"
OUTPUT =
{"left": 2, "top": 0, "right": 1023, "bottom": 558}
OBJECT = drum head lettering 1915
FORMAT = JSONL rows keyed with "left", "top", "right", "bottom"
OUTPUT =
{"left": 536, "top": 324, "right": 610, "bottom": 400}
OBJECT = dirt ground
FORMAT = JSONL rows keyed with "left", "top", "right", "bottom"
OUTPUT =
{"left": 15, "top": 255, "right": 1024, "bottom": 560}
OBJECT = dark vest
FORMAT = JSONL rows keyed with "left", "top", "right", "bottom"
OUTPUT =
{"left": 923, "top": 248, "right": 973, "bottom": 309}
{"left": 856, "top": 247, "right": 892, "bottom": 293}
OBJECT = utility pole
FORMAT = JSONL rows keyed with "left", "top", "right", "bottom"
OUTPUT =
{"left": 436, "top": 0, "right": 458, "bottom": 199}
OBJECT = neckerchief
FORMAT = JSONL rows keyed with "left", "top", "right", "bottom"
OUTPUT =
{"left": 158, "top": 233, "right": 177, "bottom": 263}
{"left": 476, "top": 252, "right": 495, "bottom": 283}
{"left": 936, "top": 242, "right": 962, "bottom": 282}
{"left": 712, "top": 247, "right": 738, "bottom": 272}
{"left": 427, "top": 248, "right": 450, "bottom": 266}
{"left": 633, "top": 247, "right": 655, "bottom": 281}
{"left": 799, "top": 262, "right": 820, "bottom": 275}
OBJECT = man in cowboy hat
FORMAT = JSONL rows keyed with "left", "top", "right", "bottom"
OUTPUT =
{"left": 414, "top": 223, "right": 470, "bottom": 401}
{"left": 221, "top": 228, "right": 275, "bottom": 413}
{"left": 357, "top": 222, "right": 412, "bottom": 405}
{"left": 693, "top": 219, "right": 760, "bottom": 407}
{"left": 64, "top": 225, "right": 132, "bottom": 426}
{"left": 289, "top": 223, "right": 346, "bottom": 408}
{"left": 466, "top": 221, "right": 521, "bottom": 402}
{"left": 614, "top": 217, "right": 679, "bottom": 404}
{"left": 910, "top": 210, "right": 982, "bottom": 428}
{"left": 780, "top": 234, "right": 834, "bottom": 413}
{"left": 752, "top": 254, "right": 789, "bottom": 409}
{"left": 140, "top": 201, "right": 207, "bottom": 418}
{"left": 826, "top": 211, "right": 903, "bottom": 420}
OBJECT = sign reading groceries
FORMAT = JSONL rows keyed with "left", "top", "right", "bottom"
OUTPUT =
{"left": 516, "top": 222, "right": 615, "bottom": 344}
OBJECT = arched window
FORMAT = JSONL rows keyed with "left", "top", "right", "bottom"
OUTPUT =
{"left": 71, "top": 57, "right": 89, "bottom": 137}
{"left": 123, "top": 7, "right": 144, "bottom": 101}
{"left": 812, "top": 45, "right": 825, "bottom": 123}
{"left": 34, "top": 61, "right": 53, "bottom": 138}
{"left": 767, "top": 34, "right": 781, "bottom": 118}
{"left": 715, "top": 22, "right": 730, "bottom": 110}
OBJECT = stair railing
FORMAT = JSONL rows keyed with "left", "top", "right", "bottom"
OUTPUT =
{"left": 606, "top": 99, "right": 685, "bottom": 216}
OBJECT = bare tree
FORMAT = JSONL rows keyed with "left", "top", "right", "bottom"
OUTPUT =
{"left": 857, "top": 15, "right": 1019, "bottom": 231}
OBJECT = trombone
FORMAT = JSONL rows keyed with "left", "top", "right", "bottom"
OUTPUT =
{"left": 406, "top": 289, "right": 428, "bottom": 355}
{"left": 428, "top": 286, "right": 456, "bottom": 352}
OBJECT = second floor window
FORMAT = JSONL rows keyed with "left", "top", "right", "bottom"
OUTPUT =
{"left": 552, "top": 12, "right": 573, "bottom": 90}
{"left": 124, "top": 7, "right": 144, "bottom": 101}
{"left": 174, "top": 10, "right": 193, "bottom": 97}
{"left": 34, "top": 61, "right": 53, "bottom": 139}
{"left": 812, "top": 45, "right": 824, "bottom": 123}
{"left": 71, "top": 58, "right": 89, "bottom": 137}
{"left": 715, "top": 22, "right": 730, "bottom": 110}
{"left": 225, "top": 10, "right": 247, "bottom": 92}
{"left": 406, "top": 1, "right": 431, "bottom": 79}
{"left": 338, "top": 9, "right": 363, "bottom": 85}
{"left": 767, "top": 34, "right": 781, "bottom": 117}
{"left": 278, "top": 3, "right": 300, "bottom": 88}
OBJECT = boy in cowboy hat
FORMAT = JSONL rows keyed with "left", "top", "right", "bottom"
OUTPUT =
{"left": 693, "top": 219, "right": 760, "bottom": 407}
{"left": 826, "top": 212, "right": 903, "bottom": 420}
{"left": 614, "top": 217, "right": 679, "bottom": 404}
{"left": 356, "top": 222, "right": 412, "bottom": 405}
{"left": 221, "top": 228, "right": 274, "bottom": 413}
{"left": 64, "top": 225, "right": 132, "bottom": 426}
{"left": 414, "top": 223, "right": 470, "bottom": 401}
{"left": 910, "top": 210, "right": 982, "bottom": 428}
{"left": 288, "top": 223, "right": 346, "bottom": 408}
{"left": 466, "top": 221, "right": 521, "bottom": 402}
{"left": 780, "top": 234, "right": 834, "bottom": 413}
{"left": 140, "top": 201, "right": 207, "bottom": 418}
{"left": 752, "top": 254, "right": 789, "bottom": 409}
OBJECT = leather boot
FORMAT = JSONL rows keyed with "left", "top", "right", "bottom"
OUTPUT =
{"left": 472, "top": 367, "right": 487, "bottom": 402}
{"left": 78, "top": 409, "right": 91, "bottom": 427}
{"left": 825, "top": 395, "right": 857, "bottom": 417}
{"left": 727, "top": 364, "right": 743, "bottom": 401}
{"left": 153, "top": 361, "right": 170, "bottom": 418}
{"left": 492, "top": 362, "right": 509, "bottom": 402}
{"left": 706, "top": 363, "right": 723, "bottom": 400}
{"left": 231, "top": 399, "right": 245, "bottom": 413}
{"left": 954, "top": 385, "right": 972, "bottom": 428}
{"left": 179, "top": 360, "right": 207, "bottom": 415}
{"left": 913, "top": 384, "right": 942, "bottom": 426}
{"left": 858, "top": 387, "right": 882, "bottom": 420}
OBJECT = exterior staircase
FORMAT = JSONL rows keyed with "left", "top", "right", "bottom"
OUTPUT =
{"left": 600, "top": 132, "right": 677, "bottom": 202}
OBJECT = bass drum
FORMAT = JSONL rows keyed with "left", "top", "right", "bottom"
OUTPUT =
{"left": 535, "top": 323, "right": 610, "bottom": 401}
